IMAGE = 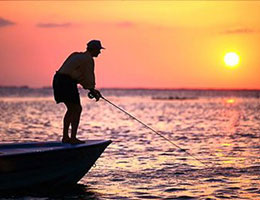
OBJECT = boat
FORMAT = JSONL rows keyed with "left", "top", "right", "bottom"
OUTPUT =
{"left": 0, "top": 140, "right": 111, "bottom": 191}
{"left": 152, "top": 96, "right": 198, "bottom": 100}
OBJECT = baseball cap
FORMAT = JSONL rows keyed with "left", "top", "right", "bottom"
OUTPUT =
{"left": 87, "top": 40, "right": 105, "bottom": 50}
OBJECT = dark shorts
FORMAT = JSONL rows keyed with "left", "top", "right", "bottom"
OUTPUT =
{"left": 52, "top": 72, "right": 80, "bottom": 105}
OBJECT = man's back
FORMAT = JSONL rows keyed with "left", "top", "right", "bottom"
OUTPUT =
{"left": 58, "top": 52, "right": 95, "bottom": 89}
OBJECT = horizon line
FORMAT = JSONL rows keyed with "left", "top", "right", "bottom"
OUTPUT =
{"left": 0, "top": 85, "right": 260, "bottom": 91}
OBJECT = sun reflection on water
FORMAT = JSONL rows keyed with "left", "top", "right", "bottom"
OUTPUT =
{"left": 226, "top": 98, "right": 235, "bottom": 104}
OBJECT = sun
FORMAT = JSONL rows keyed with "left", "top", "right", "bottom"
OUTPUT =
{"left": 224, "top": 52, "right": 240, "bottom": 67}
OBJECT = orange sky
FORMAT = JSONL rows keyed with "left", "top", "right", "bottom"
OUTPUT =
{"left": 0, "top": 1, "right": 260, "bottom": 89}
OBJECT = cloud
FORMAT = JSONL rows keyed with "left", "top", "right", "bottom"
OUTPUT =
{"left": 37, "top": 22, "right": 71, "bottom": 28}
{"left": 222, "top": 27, "right": 255, "bottom": 34}
{"left": 115, "top": 21, "right": 136, "bottom": 28}
{"left": 0, "top": 17, "right": 15, "bottom": 27}
{"left": 114, "top": 21, "right": 172, "bottom": 31}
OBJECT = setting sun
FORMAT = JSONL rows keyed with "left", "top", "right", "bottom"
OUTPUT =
{"left": 224, "top": 52, "right": 240, "bottom": 67}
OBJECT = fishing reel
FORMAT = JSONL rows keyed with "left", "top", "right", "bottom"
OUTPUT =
{"left": 88, "top": 92, "right": 95, "bottom": 99}
{"left": 88, "top": 90, "right": 102, "bottom": 101}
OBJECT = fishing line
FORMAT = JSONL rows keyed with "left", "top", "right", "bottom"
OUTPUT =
{"left": 101, "top": 96, "right": 208, "bottom": 167}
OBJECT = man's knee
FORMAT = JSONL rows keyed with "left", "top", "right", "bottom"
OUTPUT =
{"left": 66, "top": 103, "right": 82, "bottom": 114}
{"left": 72, "top": 104, "right": 82, "bottom": 114}
{"left": 76, "top": 105, "right": 82, "bottom": 114}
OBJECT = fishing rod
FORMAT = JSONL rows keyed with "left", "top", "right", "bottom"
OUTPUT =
{"left": 99, "top": 96, "right": 208, "bottom": 167}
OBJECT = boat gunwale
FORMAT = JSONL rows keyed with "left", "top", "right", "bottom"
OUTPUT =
{"left": 0, "top": 140, "right": 112, "bottom": 158}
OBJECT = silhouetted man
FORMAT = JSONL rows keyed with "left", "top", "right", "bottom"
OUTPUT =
{"left": 53, "top": 40, "right": 104, "bottom": 144}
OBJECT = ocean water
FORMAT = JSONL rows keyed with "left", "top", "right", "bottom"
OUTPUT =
{"left": 0, "top": 88, "right": 259, "bottom": 199}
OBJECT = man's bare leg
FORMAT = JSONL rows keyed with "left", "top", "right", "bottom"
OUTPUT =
{"left": 62, "top": 103, "right": 84, "bottom": 144}
{"left": 70, "top": 104, "right": 84, "bottom": 144}
{"left": 62, "top": 103, "right": 73, "bottom": 143}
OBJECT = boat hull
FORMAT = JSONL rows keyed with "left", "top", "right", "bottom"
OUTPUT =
{"left": 0, "top": 140, "right": 111, "bottom": 190}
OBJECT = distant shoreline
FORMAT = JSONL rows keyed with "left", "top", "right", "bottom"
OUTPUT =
{"left": 0, "top": 85, "right": 260, "bottom": 91}
{"left": 0, "top": 86, "right": 260, "bottom": 98}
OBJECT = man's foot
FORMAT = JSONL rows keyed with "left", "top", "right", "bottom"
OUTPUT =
{"left": 70, "top": 138, "right": 85, "bottom": 145}
{"left": 61, "top": 137, "right": 71, "bottom": 143}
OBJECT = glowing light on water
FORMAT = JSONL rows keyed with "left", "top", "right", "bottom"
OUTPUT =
{"left": 226, "top": 99, "right": 235, "bottom": 104}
